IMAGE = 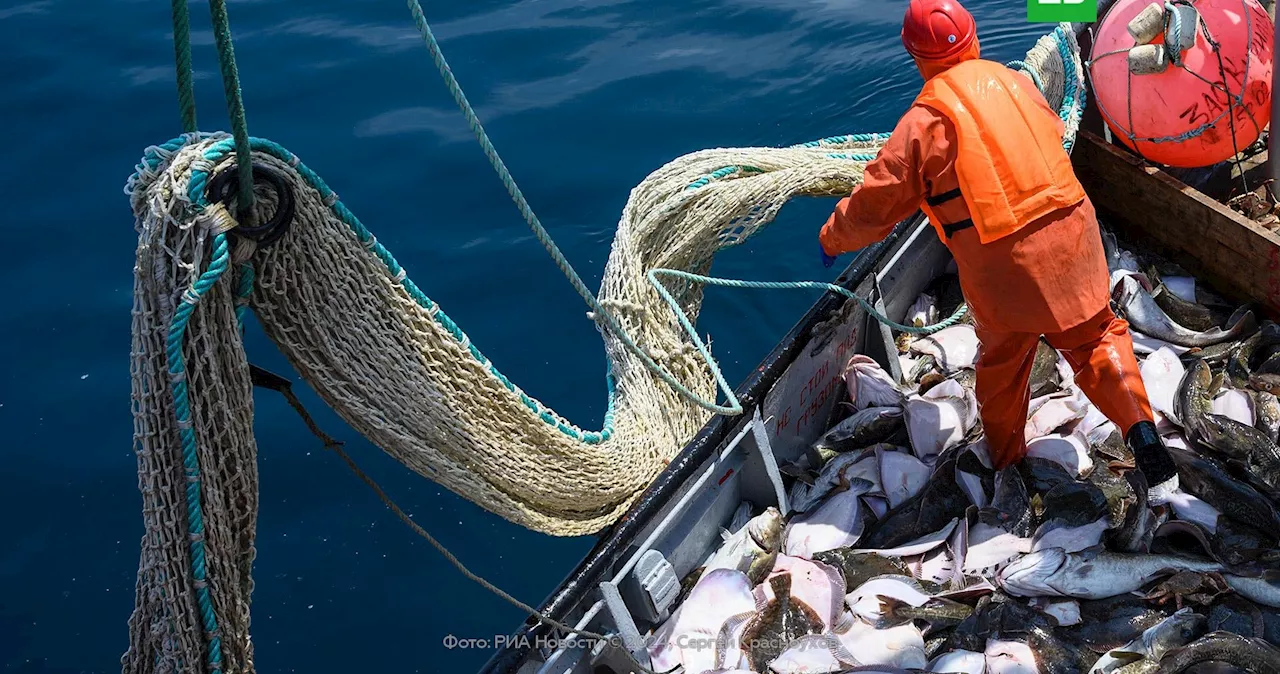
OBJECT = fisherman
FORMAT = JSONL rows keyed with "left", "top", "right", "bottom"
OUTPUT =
{"left": 817, "top": 0, "right": 1180, "bottom": 502}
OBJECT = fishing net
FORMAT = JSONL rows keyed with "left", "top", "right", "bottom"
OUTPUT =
{"left": 121, "top": 23, "right": 1082, "bottom": 674}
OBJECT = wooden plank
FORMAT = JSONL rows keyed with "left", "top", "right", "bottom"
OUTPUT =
{"left": 1072, "top": 130, "right": 1280, "bottom": 315}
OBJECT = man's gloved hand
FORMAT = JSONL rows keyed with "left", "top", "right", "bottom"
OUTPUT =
{"left": 820, "top": 242, "right": 839, "bottom": 269}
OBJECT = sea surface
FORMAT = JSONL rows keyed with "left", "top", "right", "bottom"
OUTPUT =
{"left": 0, "top": 1, "right": 1050, "bottom": 671}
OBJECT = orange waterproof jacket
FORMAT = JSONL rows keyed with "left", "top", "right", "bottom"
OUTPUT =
{"left": 915, "top": 59, "right": 1088, "bottom": 244}
{"left": 819, "top": 64, "right": 1110, "bottom": 334}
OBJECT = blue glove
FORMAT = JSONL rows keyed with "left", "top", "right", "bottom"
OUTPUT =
{"left": 820, "top": 243, "right": 838, "bottom": 269}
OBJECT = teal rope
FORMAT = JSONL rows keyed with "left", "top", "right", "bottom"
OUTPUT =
{"left": 403, "top": 0, "right": 744, "bottom": 416}
{"left": 649, "top": 269, "right": 967, "bottom": 335}
{"left": 207, "top": 0, "right": 255, "bottom": 220}
{"left": 1005, "top": 59, "right": 1044, "bottom": 93}
{"left": 166, "top": 233, "right": 230, "bottom": 674}
{"left": 170, "top": 0, "right": 197, "bottom": 133}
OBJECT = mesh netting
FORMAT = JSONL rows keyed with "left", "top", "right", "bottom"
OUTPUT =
{"left": 121, "top": 23, "right": 1082, "bottom": 673}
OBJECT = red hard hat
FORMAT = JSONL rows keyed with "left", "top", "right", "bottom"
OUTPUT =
{"left": 902, "top": 0, "right": 977, "bottom": 61}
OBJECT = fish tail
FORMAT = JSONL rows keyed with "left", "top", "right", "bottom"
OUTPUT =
{"left": 874, "top": 595, "right": 910, "bottom": 625}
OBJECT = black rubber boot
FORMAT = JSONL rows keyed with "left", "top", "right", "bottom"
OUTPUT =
{"left": 1126, "top": 420, "right": 1179, "bottom": 493}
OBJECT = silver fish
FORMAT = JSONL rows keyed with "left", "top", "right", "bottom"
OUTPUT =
{"left": 1113, "top": 275, "right": 1256, "bottom": 347}
{"left": 1088, "top": 608, "right": 1205, "bottom": 674}
{"left": 997, "top": 546, "right": 1222, "bottom": 600}
{"left": 1224, "top": 571, "right": 1280, "bottom": 609}
{"left": 704, "top": 507, "right": 784, "bottom": 585}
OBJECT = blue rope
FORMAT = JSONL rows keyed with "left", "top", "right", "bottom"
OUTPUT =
{"left": 165, "top": 233, "right": 230, "bottom": 674}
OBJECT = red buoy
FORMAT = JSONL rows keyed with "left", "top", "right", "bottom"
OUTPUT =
{"left": 1089, "top": 0, "right": 1273, "bottom": 168}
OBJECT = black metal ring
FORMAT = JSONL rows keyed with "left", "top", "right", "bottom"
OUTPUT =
{"left": 206, "top": 161, "right": 296, "bottom": 249}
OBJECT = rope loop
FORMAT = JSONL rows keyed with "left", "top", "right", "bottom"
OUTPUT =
{"left": 205, "top": 160, "right": 297, "bottom": 249}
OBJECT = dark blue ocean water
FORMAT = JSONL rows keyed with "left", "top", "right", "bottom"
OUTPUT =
{"left": 0, "top": 1, "right": 1049, "bottom": 671}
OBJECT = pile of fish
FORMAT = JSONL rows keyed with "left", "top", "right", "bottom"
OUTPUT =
{"left": 643, "top": 229, "right": 1280, "bottom": 674}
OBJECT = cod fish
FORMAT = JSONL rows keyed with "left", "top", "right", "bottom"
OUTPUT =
{"left": 1113, "top": 275, "right": 1256, "bottom": 347}
{"left": 703, "top": 506, "right": 785, "bottom": 585}
{"left": 1193, "top": 413, "right": 1280, "bottom": 500}
{"left": 997, "top": 546, "right": 1222, "bottom": 600}
{"left": 1152, "top": 631, "right": 1280, "bottom": 673}
{"left": 1088, "top": 608, "right": 1205, "bottom": 674}
{"left": 1177, "top": 359, "right": 1280, "bottom": 499}
{"left": 814, "top": 406, "right": 906, "bottom": 454}
{"left": 1150, "top": 281, "right": 1219, "bottom": 333}
{"left": 742, "top": 573, "right": 823, "bottom": 672}
{"left": 1066, "top": 595, "right": 1175, "bottom": 654}
{"left": 844, "top": 355, "right": 906, "bottom": 410}
{"left": 1165, "top": 446, "right": 1280, "bottom": 535}
{"left": 1252, "top": 390, "right": 1280, "bottom": 443}
{"left": 908, "top": 325, "right": 980, "bottom": 374}
{"left": 1224, "top": 571, "right": 1280, "bottom": 609}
